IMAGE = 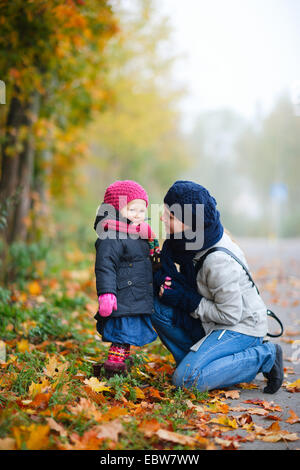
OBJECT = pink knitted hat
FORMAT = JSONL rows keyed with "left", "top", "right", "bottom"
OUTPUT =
{"left": 103, "top": 180, "right": 149, "bottom": 211}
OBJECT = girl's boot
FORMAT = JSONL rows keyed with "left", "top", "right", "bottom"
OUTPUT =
{"left": 103, "top": 343, "right": 131, "bottom": 376}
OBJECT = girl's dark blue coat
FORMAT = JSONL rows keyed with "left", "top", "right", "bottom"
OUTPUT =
{"left": 94, "top": 230, "right": 154, "bottom": 317}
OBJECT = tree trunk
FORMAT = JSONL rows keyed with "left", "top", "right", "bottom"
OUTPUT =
{"left": 10, "top": 92, "right": 40, "bottom": 242}
{"left": 0, "top": 90, "right": 40, "bottom": 244}
{"left": 0, "top": 95, "right": 24, "bottom": 238}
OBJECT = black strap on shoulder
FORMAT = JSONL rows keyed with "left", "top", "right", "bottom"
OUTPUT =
{"left": 195, "top": 247, "right": 259, "bottom": 293}
{"left": 194, "top": 247, "right": 284, "bottom": 337}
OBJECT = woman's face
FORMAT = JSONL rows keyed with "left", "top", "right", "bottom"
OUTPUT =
{"left": 120, "top": 199, "right": 147, "bottom": 225}
{"left": 160, "top": 205, "right": 190, "bottom": 234}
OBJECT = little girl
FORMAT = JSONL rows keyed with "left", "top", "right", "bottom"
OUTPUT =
{"left": 93, "top": 180, "right": 160, "bottom": 375}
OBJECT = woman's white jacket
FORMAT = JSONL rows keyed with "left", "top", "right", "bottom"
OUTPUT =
{"left": 190, "top": 232, "right": 268, "bottom": 351}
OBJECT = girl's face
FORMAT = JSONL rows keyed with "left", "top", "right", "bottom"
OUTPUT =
{"left": 160, "top": 205, "right": 190, "bottom": 234}
{"left": 120, "top": 199, "right": 147, "bottom": 225}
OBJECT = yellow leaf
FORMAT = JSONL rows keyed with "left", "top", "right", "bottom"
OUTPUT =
{"left": 286, "top": 379, "right": 300, "bottom": 392}
{"left": 134, "top": 386, "right": 145, "bottom": 399}
{"left": 135, "top": 367, "right": 151, "bottom": 379}
{"left": 25, "top": 424, "right": 50, "bottom": 450}
{"left": 7, "top": 355, "right": 17, "bottom": 364}
{"left": 28, "top": 378, "right": 51, "bottom": 398}
{"left": 237, "top": 382, "right": 259, "bottom": 389}
{"left": 43, "top": 356, "right": 69, "bottom": 378}
{"left": 17, "top": 339, "right": 29, "bottom": 353}
{"left": 12, "top": 427, "right": 22, "bottom": 449}
{"left": 84, "top": 377, "right": 111, "bottom": 393}
{"left": 210, "top": 415, "right": 238, "bottom": 429}
{"left": 28, "top": 281, "right": 42, "bottom": 296}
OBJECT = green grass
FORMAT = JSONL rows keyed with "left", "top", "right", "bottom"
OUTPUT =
{"left": 0, "top": 239, "right": 215, "bottom": 450}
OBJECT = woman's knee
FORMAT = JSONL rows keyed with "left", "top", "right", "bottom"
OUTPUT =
{"left": 152, "top": 297, "right": 176, "bottom": 327}
{"left": 172, "top": 362, "right": 204, "bottom": 390}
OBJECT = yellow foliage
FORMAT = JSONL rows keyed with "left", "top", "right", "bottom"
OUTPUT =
{"left": 16, "top": 339, "right": 30, "bottom": 353}
{"left": 84, "top": 377, "right": 111, "bottom": 393}
{"left": 28, "top": 281, "right": 42, "bottom": 296}
{"left": 28, "top": 379, "right": 51, "bottom": 398}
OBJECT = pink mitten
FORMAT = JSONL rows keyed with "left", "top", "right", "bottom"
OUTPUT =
{"left": 98, "top": 293, "right": 117, "bottom": 317}
{"left": 164, "top": 276, "right": 172, "bottom": 289}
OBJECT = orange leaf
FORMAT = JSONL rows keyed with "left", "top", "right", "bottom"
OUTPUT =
{"left": 101, "top": 406, "right": 129, "bottom": 421}
{"left": 264, "top": 415, "right": 281, "bottom": 421}
{"left": 243, "top": 399, "right": 282, "bottom": 412}
{"left": 286, "top": 409, "right": 300, "bottom": 424}
{"left": 224, "top": 390, "right": 240, "bottom": 399}
{"left": 208, "top": 402, "right": 230, "bottom": 414}
{"left": 144, "top": 387, "right": 164, "bottom": 400}
{"left": 28, "top": 281, "right": 42, "bottom": 296}
{"left": 60, "top": 429, "right": 103, "bottom": 450}
{"left": 82, "top": 385, "right": 106, "bottom": 405}
{"left": 138, "top": 418, "right": 161, "bottom": 437}
{"left": 30, "top": 392, "right": 52, "bottom": 410}
{"left": 155, "top": 364, "right": 174, "bottom": 375}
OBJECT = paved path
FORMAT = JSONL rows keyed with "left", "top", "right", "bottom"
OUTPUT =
{"left": 227, "top": 237, "right": 300, "bottom": 450}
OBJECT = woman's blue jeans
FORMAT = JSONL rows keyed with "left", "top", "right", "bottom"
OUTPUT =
{"left": 152, "top": 296, "right": 276, "bottom": 392}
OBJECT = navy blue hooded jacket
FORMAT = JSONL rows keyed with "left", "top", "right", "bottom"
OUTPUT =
{"left": 94, "top": 208, "right": 154, "bottom": 318}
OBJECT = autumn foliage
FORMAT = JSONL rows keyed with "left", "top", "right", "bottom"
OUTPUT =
{"left": 0, "top": 1, "right": 299, "bottom": 452}
{"left": 0, "top": 0, "right": 118, "bottom": 245}
{"left": 0, "top": 248, "right": 299, "bottom": 451}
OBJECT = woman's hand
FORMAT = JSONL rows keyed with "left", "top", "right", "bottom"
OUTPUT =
{"left": 159, "top": 278, "right": 203, "bottom": 313}
{"left": 159, "top": 276, "right": 172, "bottom": 297}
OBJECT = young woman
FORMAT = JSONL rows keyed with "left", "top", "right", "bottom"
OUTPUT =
{"left": 152, "top": 180, "right": 283, "bottom": 394}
